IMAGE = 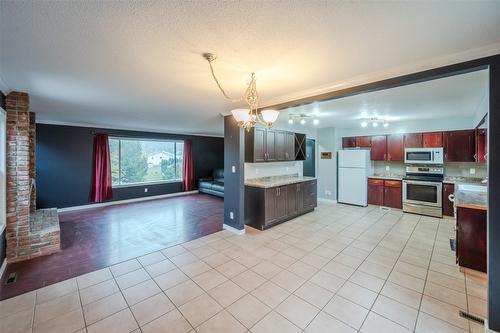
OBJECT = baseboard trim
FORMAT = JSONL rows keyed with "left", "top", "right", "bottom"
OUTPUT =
{"left": 0, "top": 258, "right": 6, "bottom": 281}
{"left": 57, "top": 190, "right": 199, "bottom": 213}
{"left": 318, "top": 198, "right": 337, "bottom": 204}
{"left": 223, "top": 224, "right": 245, "bottom": 235}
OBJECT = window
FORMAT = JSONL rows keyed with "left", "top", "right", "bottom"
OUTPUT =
{"left": 109, "top": 138, "right": 184, "bottom": 186}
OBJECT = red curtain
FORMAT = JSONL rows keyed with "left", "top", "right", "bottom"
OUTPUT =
{"left": 90, "top": 134, "right": 113, "bottom": 202}
{"left": 182, "top": 139, "right": 195, "bottom": 191}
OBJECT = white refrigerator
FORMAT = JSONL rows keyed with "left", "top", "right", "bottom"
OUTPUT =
{"left": 338, "top": 149, "right": 373, "bottom": 206}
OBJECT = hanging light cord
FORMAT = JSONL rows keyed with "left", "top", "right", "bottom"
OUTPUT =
{"left": 205, "top": 55, "right": 242, "bottom": 103}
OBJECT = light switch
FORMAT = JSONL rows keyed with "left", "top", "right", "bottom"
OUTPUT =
{"left": 232, "top": 166, "right": 236, "bottom": 173}
{"left": 385, "top": 165, "right": 390, "bottom": 171}
{"left": 470, "top": 168, "right": 476, "bottom": 175}
{"left": 230, "top": 212, "right": 234, "bottom": 219}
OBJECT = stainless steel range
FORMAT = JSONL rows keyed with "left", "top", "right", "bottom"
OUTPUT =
{"left": 403, "top": 166, "right": 444, "bottom": 218}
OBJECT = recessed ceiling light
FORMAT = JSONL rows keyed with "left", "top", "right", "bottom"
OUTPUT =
{"left": 300, "top": 118, "right": 306, "bottom": 125}
{"left": 372, "top": 122, "right": 378, "bottom": 127}
{"left": 383, "top": 122, "right": 389, "bottom": 127}
{"left": 288, "top": 118, "right": 294, "bottom": 125}
{"left": 361, "top": 121, "right": 368, "bottom": 128}
{"left": 313, "top": 119, "right": 319, "bottom": 125}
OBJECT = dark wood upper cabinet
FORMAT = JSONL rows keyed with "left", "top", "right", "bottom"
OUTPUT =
{"left": 422, "top": 132, "right": 443, "bottom": 148}
{"left": 355, "top": 136, "right": 371, "bottom": 148}
{"left": 443, "top": 130, "right": 476, "bottom": 162}
{"left": 275, "top": 131, "right": 286, "bottom": 161}
{"left": 368, "top": 178, "right": 384, "bottom": 206}
{"left": 443, "top": 183, "right": 455, "bottom": 217}
{"left": 456, "top": 207, "right": 487, "bottom": 273}
{"left": 386, "top": 134, "right": 404, "bottom": 161}
{"left": 476, "top": 128, "right": 487, "bottom": 163}
{"left": 246, "top": 128, "right": 298, "bottom": 162}
{"left": 342, "top": 137, "right": 356, "bottom": 149}
{"left": 370, "top": 136, "right": 387, "bottom": 161}
{"left": 384, "top": 180, "right": 402, "bottom": 209}
{"left": 404, "top": 133, "right": 423, "bottom": 148}
{"left": 266, "top": 130, "right": 277, "bottom": 161}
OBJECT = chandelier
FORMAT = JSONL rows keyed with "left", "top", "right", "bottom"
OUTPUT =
{"left": 203, "top": 53, "right": 279, "bottom": 130}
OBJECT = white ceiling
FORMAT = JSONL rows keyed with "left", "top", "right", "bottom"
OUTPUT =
{"left": 1, "top": 1, "right": 500, "bottom": 136}
{"left": 276, "top": 69, "right": 489, "bottom": 130}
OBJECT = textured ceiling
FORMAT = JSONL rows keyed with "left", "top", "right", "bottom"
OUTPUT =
{"left": 1, "top": 1, "right": 500, "bottom": 135}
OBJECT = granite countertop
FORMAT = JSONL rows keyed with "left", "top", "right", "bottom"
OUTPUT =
{"left": 454, "top": 183, "right": 488, "bottom": 211}
{"left": 443, "top": 176, "right": 487, "bottom": 185}
{"left": 245, "top": 175, "right": 316, "bottom": 188}
{"left": 369, "top": 174, "right": 404, "bottom": 181}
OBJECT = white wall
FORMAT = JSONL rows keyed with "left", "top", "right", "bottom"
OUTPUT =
{"left": 317, "top": 127, "right": 338, "bottom": 201}
{"left": 244, "top": 161, "right": 303, "bottom": 179}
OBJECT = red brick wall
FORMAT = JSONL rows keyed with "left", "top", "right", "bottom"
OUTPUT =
{"left": 5, "top": 92, "right": 57, "bottom": 262}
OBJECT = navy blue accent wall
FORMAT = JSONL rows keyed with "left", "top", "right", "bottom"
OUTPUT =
{"left": 36, "top": 124, "right": 223, "bottom": 209}
{"left": 223, "top": 116, "right": 245, "bottom": 230}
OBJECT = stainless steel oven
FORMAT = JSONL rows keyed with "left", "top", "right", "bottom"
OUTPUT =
{"left": 402, "top": 166, "right": 444, "bottom": 218}
{"left": 404, "top": 147, "right": 444, "bottom": 165}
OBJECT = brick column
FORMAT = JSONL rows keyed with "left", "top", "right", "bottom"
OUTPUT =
{"left": 5, "top": 92, "right": 35, "bottom": 261}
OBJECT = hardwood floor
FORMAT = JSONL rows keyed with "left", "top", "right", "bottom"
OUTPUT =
{"left": 0, "top": 193, "right": 223, "bottom": 300}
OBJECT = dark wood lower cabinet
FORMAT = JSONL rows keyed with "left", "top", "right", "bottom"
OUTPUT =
{"left": 384, "top": 180, "right": 402, "bottom": 209}
{"left": 456, "top": 207, "right": 487, "bottom": 273}
{"left": 442, "top": 183, "right": 455, "bottom": 217}
{"left": 368, "top": 179, "right": 384, "bottom": 206}
{"left": 367, "top": 178, "right": 401, "bottom": 209}
{"left": 245, "top": 180, "right": 317, "bottom": 230}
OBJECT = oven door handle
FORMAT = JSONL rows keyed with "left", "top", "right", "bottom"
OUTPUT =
{"left": 403, "top": 180, "right": 442, "bottom": 187}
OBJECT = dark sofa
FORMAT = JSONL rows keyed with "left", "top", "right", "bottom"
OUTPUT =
{"left": 198, "top": 169, "right": 224, "bottom": 197}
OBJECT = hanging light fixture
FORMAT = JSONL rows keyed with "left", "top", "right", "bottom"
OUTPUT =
{"left": 360, "top": 116, "right": 389, "bottom": 128}
{"left": 204, "top": 53, "right": 279, "bottom": 130}
{"left": 287, "top": 113, "right": 318, "bottom": 126}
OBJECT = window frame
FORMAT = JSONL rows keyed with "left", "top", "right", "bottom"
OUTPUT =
{"left": 109, "top": 136, "right": 184, "bottom": 188}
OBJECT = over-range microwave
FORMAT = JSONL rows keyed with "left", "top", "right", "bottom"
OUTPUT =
{"left": 404, "top": 147, "right": 444, "bottom": 165}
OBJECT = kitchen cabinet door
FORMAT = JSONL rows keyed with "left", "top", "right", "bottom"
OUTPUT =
{"left": 264, "top": 188, "right": 278, "bottom": 225}
{"left": 266, "top": 129, "right": 277, "bottom": 161}
{"left": 355, "top": 136, "right": 371, "bottom": 148}
{"left": 384, "top": 180, "right": 402, "bottom": 209}
{"left": 342, "top": 137, "right": 356, "bottom": 149}
{"left": 404, "top": 133, "right": 423, "bottom": 148}
{"left": 276, "top": 186, "right": 288, "bottom": 220}
{"left": 443, "top": 130, "right": 476, "bottom": 162}
{"left": 368, "top": 179, "right": 384, "bottom": 206}
{"left": 275, "top": 131, "right": 286, "bottom": 161}
{"left": 296, "top": 183, "right": 305, "bottom": 213}
{"left": 442, "top": 183, "right": 455, "bottom": 217}
{"left": 476, "top": 128, "right": 487, "bottom": 163}
{"left": 457, "top": 207, "right": 487, "bottom": 273}
{"left": 286, "top": 184, "right": 298, "bottom": 216}
{"left": 370, "top": 136, "right": 387, "bottom": 161}
{"left": 387, "top": 134, "right": 404, "bottom": 161}
{"left": 285, "top": 132, "right": 295, "bottom": 160}
{"left": 422, "top": 132, "right": 443, "bottom": 148}
{"left": 304, "top": 180, "right": 317, "bottom": 209}
{"left": 253, "top": 128, "right": 266, "bottom": 162}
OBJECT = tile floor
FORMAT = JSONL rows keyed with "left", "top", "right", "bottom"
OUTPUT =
{"left": 0, "top": 202, "right": 487, "bottom": 333}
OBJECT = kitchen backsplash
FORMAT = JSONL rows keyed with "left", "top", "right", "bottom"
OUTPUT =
{"left": 244, "top": 161, "right": 303, "bottom": 180}
{"left": 374, "top": 161, "right": 487, "bottom": 179}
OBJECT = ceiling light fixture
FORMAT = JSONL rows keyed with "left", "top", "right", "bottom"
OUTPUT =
{"left": 288, "top": 113, "right": 318, "bottom": 126}
{"left": 203, "top": 53, "right": 279, "bottom": 130}
{"left": 288, "top": 118, "right": 294, "bottom": 125}
{"left": 313, "top": 119, "right": 319, "bottom": 125}
{"left": 300, "top": 118, "right": 306, "bottom": 125}
{"left": 360, "top": 116, "right": 389, "bottom": 128}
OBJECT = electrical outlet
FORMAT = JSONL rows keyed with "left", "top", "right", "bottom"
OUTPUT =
{"left": 286, "top": 167, "right": 289, "bottom": 172}
{"left": 470, "top": 168, "right": 476, "bottom": 175}
{"left": 325, "top": 190, "right": 332, "bottom": 196}
{"left": 256, "top": 169, "right": 259, "bottom": 174}
{"left": 385, "top": 165, "right": 390, "bottom": 172}
{"left": 144, "top": 188, "right": 148, "bottom": 193}
{"left": 229, "top": 212, "right": 234, "bottom": 219}
{"left": 232, "top": 165, "right": 236, "bottom": 173}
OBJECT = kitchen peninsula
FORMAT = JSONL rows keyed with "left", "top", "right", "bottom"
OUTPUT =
{"left": 244, "top": 175, "right": 317, "bottom": 230}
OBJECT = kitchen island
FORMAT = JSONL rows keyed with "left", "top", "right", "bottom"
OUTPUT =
{"left": 244, "top": 175, "right": 317, "bottom": 230}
